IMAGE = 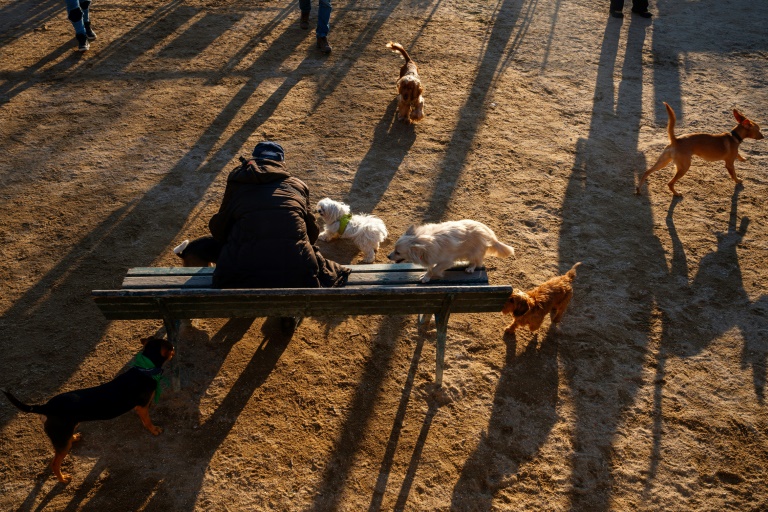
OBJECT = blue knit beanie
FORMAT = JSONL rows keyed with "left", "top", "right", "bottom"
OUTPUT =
{"left": 252, "top": 141, "right": 285, "bottom": 162}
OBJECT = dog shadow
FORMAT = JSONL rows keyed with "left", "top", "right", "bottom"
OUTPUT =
{"left": 345, "top": 98, "right": 417, "bottom": 213}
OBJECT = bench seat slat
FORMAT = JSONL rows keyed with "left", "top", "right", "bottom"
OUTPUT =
{"left": 125, "top": 263, "right": 434, "bottom": 277}
{"left": 121, "top": 269, "right": 490, "bottom": 289}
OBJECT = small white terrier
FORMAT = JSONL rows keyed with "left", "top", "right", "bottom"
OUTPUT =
{"left": 316, "top": 198, "right": 388, "bottom": 263}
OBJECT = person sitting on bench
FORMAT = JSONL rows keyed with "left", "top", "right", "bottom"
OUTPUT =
{"left": 174, "top": 141, "right": 350, "bottom": 293}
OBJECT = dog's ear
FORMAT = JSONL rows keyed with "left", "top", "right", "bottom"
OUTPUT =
{"left": 140, "top": 336, "right": 151, "bottom": 347}
{"left": 404, "top": 225, "right": 416, "bottom": 236}
{"left": 408, "top": 243, "right": 428, "bottom": 265}
{"left": 510, "top": 291, "right": 531, "bottom": 316}
{"left": 734, "top": 109, "right": 749, "bottom": 125}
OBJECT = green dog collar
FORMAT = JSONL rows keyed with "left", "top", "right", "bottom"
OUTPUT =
{"left": 338, "top": 213, "right": 352, "bottom": 235}
{"left": 132, "top": 353, "right": 170, "bottom": 403}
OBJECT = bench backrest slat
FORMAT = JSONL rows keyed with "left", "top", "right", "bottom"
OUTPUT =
{"left": 93, "top": 285, "right": 512, "bottom": 319}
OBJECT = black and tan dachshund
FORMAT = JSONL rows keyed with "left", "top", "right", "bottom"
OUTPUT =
{"left": 3, "top": 336, "right": 175, "bottom": 483}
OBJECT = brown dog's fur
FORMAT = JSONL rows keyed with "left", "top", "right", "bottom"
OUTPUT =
{"left": 503, "top": 262, "right": 581, "bottom": 334}
{"left": 636, "top": 102, "right": 764, "bottom": 196}
{"left": 386, "top": 42, "right": 424, "bottom": 123}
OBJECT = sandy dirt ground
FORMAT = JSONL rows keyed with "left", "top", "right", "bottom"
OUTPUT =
{"left": 1, "top": 0, "right": 768, "bottom": 510}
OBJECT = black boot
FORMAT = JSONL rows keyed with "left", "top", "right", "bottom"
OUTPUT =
{"left": 316, "top": 36, "right": 332, "bottom": 54}
{"left": 84, "top": 21, "right": 97, "bottom": 40}
{"left": 76, "top": 33, "right": 90, "bottom": 51}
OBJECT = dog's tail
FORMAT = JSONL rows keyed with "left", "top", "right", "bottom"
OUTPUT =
{"left": 386, "top": 42, "right": 412, "bottom": 63}
{"left": 663, "top": 102, "right": 677, "bottom": 145}
{"left": 2, "top": 389, "right": 38, "bottom": 414}
{"left": 487, "top": 240, "right": 515, "bottom": 258}
{"left": 173, "top": 239, "right": 189, "bottom": 257}
{"left": 566, "top": 261, "right": 582, "bottom": 280}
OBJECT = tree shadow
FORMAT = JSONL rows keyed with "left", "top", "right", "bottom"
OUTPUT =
{"left": 557, "top": 14, "right": 658, "bottom": 511}
{"left": 0, "top": 8, "right": 308, "bottom": 440}
{"left": 422, "top": 0, "right": 527, "bottom": 221}
{"left": 0, "top": 0, "right": 61, "bottom": 45}
{"left": 450, "top": 329, "right": 559, "bottom": 511}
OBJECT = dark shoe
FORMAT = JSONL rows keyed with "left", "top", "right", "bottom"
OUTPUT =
{"left": 316, "top": 36, "right": 332, "bottom": 54}
{"left": 84, "top": 21, "right": 97, "bottom": 40}
{"left": 610, "top": 10, "right": 624, "bottom": 18}
{"left": 76, "top": 33, "right": 89, "bottom": 51}
{"left": 300, "top": 11, "right": 309, "bottom": 30}
{"left": 631, "top": 8, "right": 652, "bottom": 17}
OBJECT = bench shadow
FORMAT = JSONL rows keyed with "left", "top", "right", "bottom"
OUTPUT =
{"left": 368, "top": 334, "right": 427, "bottom": 511}
{"left": 450, "top": 329, "right": 559, "bottom": 510}
{"left": 309, "top": 316, "right": 407, "bottom": 511}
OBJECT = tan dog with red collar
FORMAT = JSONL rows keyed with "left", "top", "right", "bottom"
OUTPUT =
{"left": 636, "top": 102, "right": 764, "bottom": 197}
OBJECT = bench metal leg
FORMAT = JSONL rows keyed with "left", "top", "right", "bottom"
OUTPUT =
{"left": 433, "top": 312, "right": 449, "bottom": 387}
{"left": 432, "top": 294, "right": 455, "bottom": 387}
{"left": 157, "top": 299, "right": 182, "bottom": 391}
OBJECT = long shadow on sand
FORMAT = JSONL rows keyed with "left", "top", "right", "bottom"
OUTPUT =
{"left": 0, "top": 3, "right": 318, "bottom": 445}
{"left": 556, "top": 14, "right": 659, "bottom": 511}
{"left": 450, "top": 330, "right": 559, "bottom": 511}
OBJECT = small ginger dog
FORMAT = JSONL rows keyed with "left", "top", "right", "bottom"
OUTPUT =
{"left": 636, "top": 102, "right": 764, "bottom": 197}
{"left": 503, "top": 262, "right": 581, "bottom": 334}
{"left": 386, "top": 42, "right": 424, "bottom": 123}
{"left": 387, "top": 220, "right": 514, "bottom": 283}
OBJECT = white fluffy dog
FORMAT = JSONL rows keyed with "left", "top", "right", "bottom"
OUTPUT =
{"left": 316, "top": 198, "right": 388, "bottom": 263}
{"left": 387, "top": 220, "right": 514, "bottom": 283}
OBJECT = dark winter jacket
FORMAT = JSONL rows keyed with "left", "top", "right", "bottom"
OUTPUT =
{"left": 209, "top": 158, "right": 349, "bottom": 288}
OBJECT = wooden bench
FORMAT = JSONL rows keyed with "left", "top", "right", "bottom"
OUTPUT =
{"left": 92, "top": 263, "right": 512, "bottom": 386}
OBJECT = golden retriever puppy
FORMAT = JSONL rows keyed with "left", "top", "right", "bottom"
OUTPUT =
{"left": 502, "top": 262, "right": 581, "bottom": 333}
{"left": 386, "top": 42, "right": 424, "bottom": 123}
{"left": 387, "top": 220, "right": 514, "bottom": 283}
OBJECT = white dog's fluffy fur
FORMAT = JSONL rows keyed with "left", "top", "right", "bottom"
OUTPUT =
{"left": 387, "top": 219, "right": 514, "bottom": 283}
{"left": 316, "top": 198, "right": 388, "bottom": 263}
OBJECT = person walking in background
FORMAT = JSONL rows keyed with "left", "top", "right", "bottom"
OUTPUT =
{"left": 66, "top": 0, "right": 97, "bottom": 51}
{"left": 299, "top": 0, "right": 332, "bottom": 54}
{"left": 610, "top": 0, "right": 652, "bottom": 18}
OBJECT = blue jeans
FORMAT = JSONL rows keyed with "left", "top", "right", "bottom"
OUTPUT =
{"left": 65, "top": 0, "right": 90, "bottom": 35}
{"left": 299, "top": 0, "right": 331, "bottom": 38}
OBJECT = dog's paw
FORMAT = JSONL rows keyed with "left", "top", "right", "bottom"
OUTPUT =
{"left": 419, "top": 273, "right": 431, "bottom": 283}
{"left": 149, "top": 426, "right": 163, "bottom": 436}
{"left": 465, "top": 266, "right": 476, "bottom": 273}
{"left": 318, "top": 232, "right": 330, "bottom": 242}
{"left": 71, "top": 433, "right": 82, "bottom": 442}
